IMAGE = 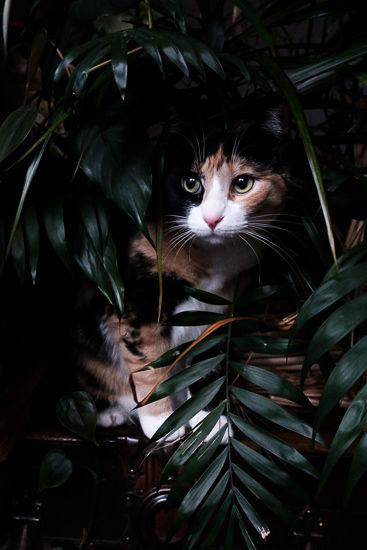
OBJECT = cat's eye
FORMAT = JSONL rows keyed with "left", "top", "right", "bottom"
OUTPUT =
{"left": 233, "top": 176, "right": 255, "bottom": 194}
{"left": 182, "top": 176, "right": 202, "bottom": 194}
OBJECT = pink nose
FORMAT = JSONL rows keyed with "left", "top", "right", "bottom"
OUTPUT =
{"left": 204, "top": 215, "right": 223, "bottom": 230}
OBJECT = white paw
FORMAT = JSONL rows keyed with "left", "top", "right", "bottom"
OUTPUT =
{"left": 97, "top": 406, "right": 127, "bottom": 428}
{"left": 139, "top": 412, "right": 187, "bottom": 441}
{"left": 190, "top": 412, "right": 233, "bottom": 444}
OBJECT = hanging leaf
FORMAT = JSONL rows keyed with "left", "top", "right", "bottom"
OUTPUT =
{"left": 146, "top": 355, "right": 225, "bottom": 404}
{"left": 111, "top": 32, "right": 128, "bottom": 100}
{"left": 292, "top": 262, "right": 367, "bottom": 335}
{"left": 168, "top": 447, "right": 228, "bottom": 539}
{"left": 56, "top": 391, "right": 98, "bottom": 445}
{"left": 318, "top": 383, "right": 367, "bottom": 495}
{"left": 183, "top": 285, "right": 231, "bottom": 306}
{"left": 230, "top": 386, "right": 326, "bottom": 444}
{"left": 234, "top": 0, "right": 275, "bottom": 57}
{"left": 43, "top": 191, "right": 73, "bottom": 276}
{"left": 23, "top": 200, "right": 40, "bottom": 285}
{"left": 314, "top": 336, "right": 367, "bottom": 434}
{"left": 231, "top": 361, "right": 314, "bottom": 410}
{"left": 159, "top": 404, "right": 226, "bottom": 485}
{"left": 38, "top": 449, "right": 73, "bottom": 493}
{"left": 232, "top": 463, "right": 304, "bottom": 531}
{"left": 344, "top": 429, "right": 367, "bottom": 505}
{"left": 231, "top": 438, "right": 312, "bottom": 504}
{"left": 302, "top": 294, "right": 367, "bottom": 383}
{"left": 182, "top": 471, "right": 230, "bottom": 550}
{"left": 0, "top": 105, "right": 38, "bottom": 165}
{"left": 230, "top": 413, "right": 320, "bottom": 478}
{"left": 149, "top": 377, "right": 225, "bottom": 442}
{"left": 68, "top": 97, "right": 152, "bottom": 239}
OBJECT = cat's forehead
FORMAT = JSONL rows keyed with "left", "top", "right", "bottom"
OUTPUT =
{"left": 193, "top": 143, "right": 259, "bottom": 178}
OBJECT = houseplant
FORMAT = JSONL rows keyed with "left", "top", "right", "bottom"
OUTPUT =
{"left": 1, "top": 0, "right": 367, "bottom": 548}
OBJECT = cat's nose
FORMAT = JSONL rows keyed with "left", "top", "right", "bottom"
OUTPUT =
{"left": 204, "top": 215, "right": 223, "bottom": 230}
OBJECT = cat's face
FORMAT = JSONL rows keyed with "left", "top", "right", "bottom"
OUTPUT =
{"left": 163, "top": 101, "right": 292, "bottom": 250}
{"left": 181, "top": 145, "right": 288, "bottom": 246}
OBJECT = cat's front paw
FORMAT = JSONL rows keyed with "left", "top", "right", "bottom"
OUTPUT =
{"left": 139, "top": 412, "right": 187, "bottom": 442}
{"left": 97, "top": 406, "right": 127, "bottom": 428}
{"left": 190, "top": 411, "right": 233, "bottom": 444}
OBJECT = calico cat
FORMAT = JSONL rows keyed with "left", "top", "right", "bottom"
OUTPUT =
{"left": 70, "top": 100, "right": 292, "bottom": 441}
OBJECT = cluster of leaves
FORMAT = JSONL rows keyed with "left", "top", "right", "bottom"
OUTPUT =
{"left": 1, "top": 0, "right": 367, "bottom": 548}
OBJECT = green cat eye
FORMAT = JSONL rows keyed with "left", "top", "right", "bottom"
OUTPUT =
{"left": 233, "top": 176, "right": 255, "bottom": 194}
{"left": 182, "top": 176, "right": 202, "bottom": 194}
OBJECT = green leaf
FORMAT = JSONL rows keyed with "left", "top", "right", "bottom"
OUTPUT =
{"left": 183, "top": 471, "right": 230, "bottom": 550}
{"left": 71, "top": 187, "right": 124, "bottom": 316}
{"left": 23, "top": 200, "right": 40, "bottom": 284}
{"left": 234, "top": 0, "right": 275, "bottom": 57}
{"left": 231, "top": 438, "right": 312, "bottom": 504}
{"left": 148, "top": 334, "right": 226, "bottom": 368}
{"left": 183, "top": 285, "right": 231, "bottom": 306}
{"left": 191, "top": 492, "right": 232, "bottom": 550}
{"left": 318, "top": 383, "right": 367, "bottom": 495}
{"left": 230, "top": 360, "right": 313, "bottom": 410}
{"left": 0, "top": 105, "right": 38, "bottom": 165}
{"left": 69, "top": 97, "right": 152, "bottom": 239}
{"left": 6, "top": 137, "right": 49, "bottom": 259}
{"left": 38, "top": 450, "right": 72, "bottom": 493}
{"left": 230, "top": 413, "right": 320, "bottom": 478}
{"left": 147, "top": 355, "right": 225, "bottom": 404}
{"left": 234, "top": 486, "right": 270, "bottom": 541}
{"left": 232, "top": 463, "right": 304, "bottom": 531}
{"left": 314, "top": 336, "right": 367, "bottom": 434}
{"left": 56, "top": 391, "right": 98, "bottom": 445}
{"left": 168, "top": 447, "right": 228, "bottom": 538}
{"left": 150, "top": 377, "right": 225, "bottom": 442}
{"left": 160, "top": 403, "right": 226, "bottom": 485}
{"left": 235, "top": 507, "right": 259, "bottom": 550}
{"left": 230, "top": 386, "right": 325, "bottom": 444}
{"left": 344, "top": 429, "right": 367, "bottom": 506}
{"left": 11, "top": 221, "right": 25, "bottom": 288}
{"left": 43, "top": 192, "right": 73, "bottom": 276}
{"left": 302, "top": 294, "right": 367, "bottom": 382}
{"left": 73, "top": 41, "right": 111, "bottom": 99}
{"left": 234, "top": 284, "right": 285, "bottom": 307}
{"left": 166, "top": 424, "right": 228, "bottom": 508}
{"left": 251, "top": 49, "right": 336, "bottom": 263}
{"left": 165, "top": 310, "right": 227, "bottom": 326}
{"left": 231, "top": 334, "right": 306, "bottom": 355}
{"left": 111, "top": 32, "right": 128, "bottom": 100}
{"left": 293, "top": 262, "right": 367, "bottom": 334}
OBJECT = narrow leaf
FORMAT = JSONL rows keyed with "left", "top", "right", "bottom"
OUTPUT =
{"left": 234, "top": 486, "right": 270, "bottom": 540}
{"left": 149, "top": 377, "right": 225, "bottom": 442}
{"left": 314, "top": 336, "right": 367, "bottom": 434}
{"left": 168, "top": 448, "right": 227, "bottom": 538}
{"left": 302, "top": 294, "right": 367, "bottom": 382}
{"left": 231, "top": 360, "right": 313, "bottom": 410}
{"left": 318, "top": 383, "right": 367, "bottom": 494}
{"left": 230, "top": 413, "right": 320, "bottom": 478}
{"left": 344, "top": 429, "right": 367, "bottom": 506}
{"left": 230, "top": 386, "right": 325, "bottom": 444}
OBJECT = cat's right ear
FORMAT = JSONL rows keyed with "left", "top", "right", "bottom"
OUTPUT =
{"left": 258, "top": 100, "right": 292, "bottom": 141}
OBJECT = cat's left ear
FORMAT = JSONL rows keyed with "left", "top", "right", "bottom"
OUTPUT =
{"left": 259, "top": 100, "right": 292, "bottom": 141}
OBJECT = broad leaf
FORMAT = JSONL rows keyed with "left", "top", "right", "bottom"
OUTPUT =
{"left": 0, "top": 105, "right": 38, "bottom": 164}
{"left": 56, "top": 391, "right": 98, "bottom": 445}
{"left": 38, "top": 449, "right": 72, "bottom": 493}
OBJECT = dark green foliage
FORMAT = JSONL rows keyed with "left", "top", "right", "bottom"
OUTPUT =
{"left": 1, "top": 0, "right": 367, "bottom": 548}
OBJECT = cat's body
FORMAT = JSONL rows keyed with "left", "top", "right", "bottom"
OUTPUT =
{"left": 70, "top": 100, "right": 292, "bottom": 440}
